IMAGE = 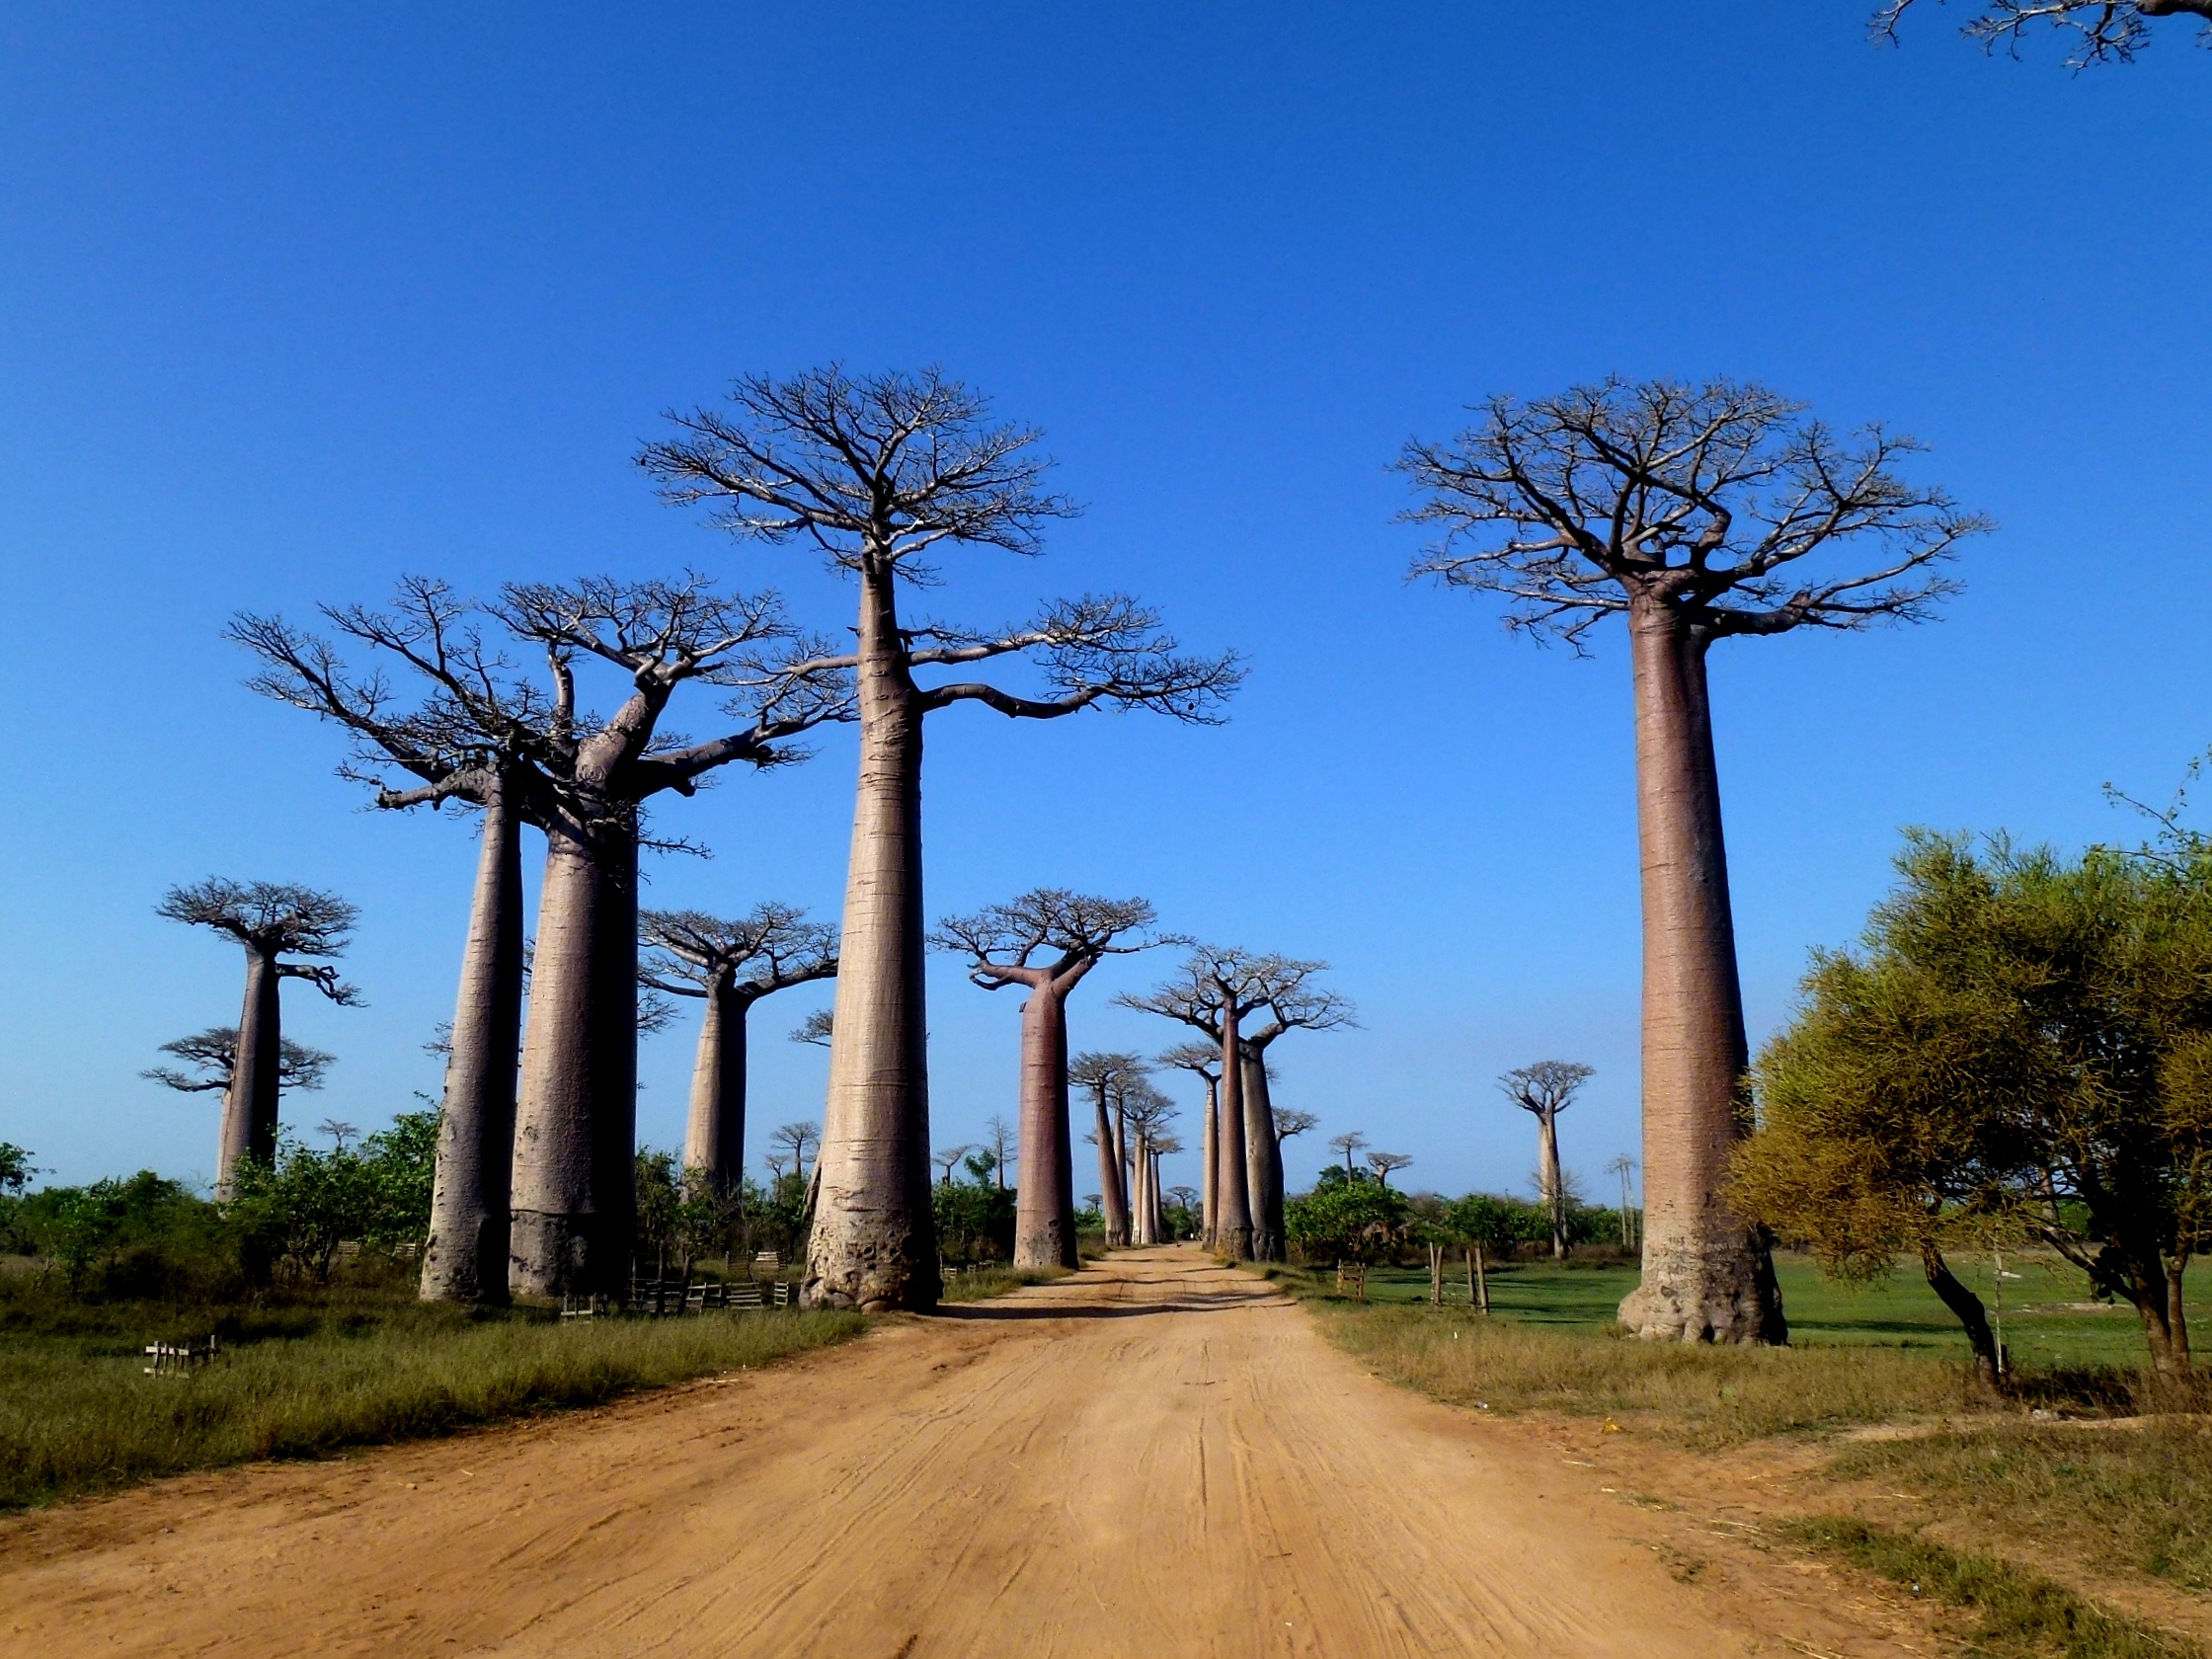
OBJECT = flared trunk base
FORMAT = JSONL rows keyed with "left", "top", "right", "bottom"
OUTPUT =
{"left": 421, "top": 1213, "right": 509, "bottom": 1304}
{"left": 1015, "top": 1221, "right": 1078, "bottom": 1271}
{"left": 510, "top": 1208, "right": 624, "bottom": 1300}
{"left": 1619, "top": 1230, "right": 1784, "bottom": 1344}
{"left": 803, "top": 1212, "right": 940, "bottom": 1312}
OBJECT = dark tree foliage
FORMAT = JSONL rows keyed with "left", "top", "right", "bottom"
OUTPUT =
{"left": 1872, "top": 0, "right": 2212, "bottom": 66}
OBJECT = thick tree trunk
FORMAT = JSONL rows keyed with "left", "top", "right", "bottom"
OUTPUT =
{"left": 510, "top": 811, "right": 639, "bottom": 1299}
{"left": 1013, "top": 981, "right": 1078, "bottom": 1269}
{"left": 680, "top": 980, "right": 750, "bottom": 1195}
{"left": 1921, "top": 1242, "right": 2003, "bottom": 1397}
{"left": 1200, "top": 1078, "right": 1219, "bottom": 1249}
{"left": 2117, "top": 1237, "right": 2193, "bottom": 1380}
{"left": 1091, "top": 1082, "right": 1131, "bottom": 1247}
{"left": 217, "top": 946, "right": 282, "bottom": 1197}
{"left": 1242, "top": 1051, "right": 1285, "bottom": 1262}
{"left": 420, "top": 784, "right": 525, "bottom": 1303}
{"left": 1538, "top": 1109, "right": 1566, "bottom": 1261}
{"left": 1131, "top": 1138, "right": 1154, "bottom": 1245}
{"left": 1216, "top": 1012, "right": 1254, "bottom": 1259}
{"left": 1616, "top": 607, "right": 1785, "bottom": 1344}
{"left": 806, "top": 565, "right": 940, "bottom": 1311}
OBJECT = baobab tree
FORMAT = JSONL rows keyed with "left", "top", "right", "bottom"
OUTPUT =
{"left": 1239, "top": 967, "right": 1356, "bottom": 1260}
{"left": 791, "top": 1008, "right": 834, "bottom": 1047}
{"left": 1367, "top": 1151, "right": 1413, "bottom": 1188}
{"left": 1158, "top": 1041, "right": 1223, "bottom": 1244}
{"left": 641, "top": 366, "right": 1240, "bottom": 1310}
{"left": 982, "top": 1114, "right": 1017, "bottom": 1191}
{"left": 640, "top": 905, "right": 838, "bottom": 1196}
{"left": 1069, "top": 1051, "right": 1148, "bottom": 1247}
{"left": 771, "top": 1122, "right": 822, "bottom": 1187}
{"left": 1502, "top": 1061, "right": 1594, "bottom": 1260}
{"left": 1872, "top": 0, "right": 2211, "bottom": 64}
{"left": 1328, "top": 1131, "right": 1371, "bottom": 1179}
{"left": 232, "top": 577, "right": 849, "bottom": 1300}
{"left": 144, "top": 1029, "right": 333, "bottom": 1101}
{"left": 932, "top": 889, "right": 1177, "bottom": 1269}
{"left": 1121, "top": 1079, "right": 1178, "bottom": 1245}
{"left": 156, "top": 880, "right": 360, "bottom": 1195}
{"left": 1400, "top": 377, "right": 1986, "bottom": 1343}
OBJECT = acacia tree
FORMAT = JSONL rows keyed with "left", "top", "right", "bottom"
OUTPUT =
{"left": 1239, "top": 968, "right": 1356, "bottom": 1261}
{"left": 233, "top": 576, "right": 850, "bottom": 1300}
{"left": 156, "top": 881, "right": 360, "bottom": 1196}
{"left": 1158, "top": 1041, "right": 1223, "bottom": 1244}
{"left": 1400, "top": 377, "right": 1987, "bottom": 1343}
{"left": 642, "top": 366, "right": 1239, "bottom": 1310}
{"left": 932, "top": 889, "right": 1177, "bottom": 1269}
{"left": 640, "top": 906, "right": 838, "bottom": 1197}
{"left": 1502, "top": 1061, "right": 1594, "bottom": 1260}
{"left": 1069, "top": 1051, "right": 1148, "bottom": 1247}
{"left": 1872, "top": 0, "right": 2212, "bottom": 64}
{"left": 144, "top": 1028, "right": 334, "bottom": 1101}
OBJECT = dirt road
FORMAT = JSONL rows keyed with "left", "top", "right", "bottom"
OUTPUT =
{"left": 0, "top": 1249, "right": 1914, "bottom": 1657}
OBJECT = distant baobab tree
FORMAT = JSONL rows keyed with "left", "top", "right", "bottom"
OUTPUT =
{"left": 933, "top": 1144, "right": 978, "bottom": 1186}
{"left": 933, "top": 889, "right": 1178, "bottom": 1269}
{"left": 1328, "top": 1131, "right": 1370, "bottom": 1178}
{"left": 232, "top": 576, "right": 849, "bottom": 1301}
{"left": 144, "top": 1028, "right": 333, "bottom": 1102}
{"left": 770, "top": 1122, "right": 822, "bottom": 1187}
{"left": 1157, "top": 1041, "right": 1224, "bottom": 1245}
{"left": 982, "top": 1114, "right": 1017, "bottom": 1191}
{"left": 643, "top": 366, "right": 1240, "bottom": 1310}
{"left": 1501, "top": 1061, "right": 1594, "bottom": 1260}
{"left": 1121, "top": 1079, "right": 1178, "bottom": 1245}
{"left": 640, "top": 905, "right": 837, "bottom": 1196}
{"left": 1400, "top": 377, "right": 1986, "bottom": 1343}
{"left": 1274, "top": 1108, "right": 1318, "bottom": 1159}
{"left": 1069, "top": 1051, "right": 1150, "bottom": 1247}
{"left": 156, "top": 880, "right": 360, "bottom": 1195}
{"left": 1872, "top": 0, "right": 2210, "bottom": 65}
{"left": 1239, "top": 967, "right": 1356, "bottom": 1260}
{"left": 791, "top": 1007, "right": 834, "bottom": 1047}
{"left": 1367, "top": 1150, "right": 1413, "bottom": 1188}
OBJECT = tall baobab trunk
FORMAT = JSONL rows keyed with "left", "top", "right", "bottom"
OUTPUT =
{"left": 1241, "top": 1052, "right": 1287, "bottom": 1262}
{"left": 217, "top": 946, "right": 282, "bottom": 1196}
{"left": 511, "top": 812, "right": 639, "bottom": 1299}
{"left": 1014, "top": 982, "right": 1079, "bottom": 1269}
{"left": 421, "top": 782, "right": 525, "bottom": 1303}
{"left": 807, "top": 566, "right": 939, "bottom": 1310}
{"left": 1616, "top": 608, "right": 1784, "bottom": 1343}
{"left": 1200, "top": 1077, "right": 1219, "bottom": 1248}
{"left": 1215, "top": 1011, "right": 1254, "bottom": 1259}
{"left": 1536, "top": 1105, "right": 1566, "bottom": 1261}
{"left": 1090, "top": 1081, "right": 1131, "bottom": 1247}
{"left": 1130, "top": 1137, "right": 1154, "bottom": 1245}
{"left": 680, "top": 977, "right": 749, "bottom": 1194}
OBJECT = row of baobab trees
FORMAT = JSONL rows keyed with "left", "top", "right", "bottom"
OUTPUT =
{"left": 172, "top": 362, "right": 1986, "bottom": 1345}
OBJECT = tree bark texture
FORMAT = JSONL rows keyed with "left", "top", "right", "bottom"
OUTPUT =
{"left": 1215, "top": 1013, "right": 1254, "bottom": 1260}
{"left": 510, "top": 812, "right": 640, "bottom": 1299}
{"left": 1241, "top": 1051, "right": 1286, "bottom": 1262}
{"left": 217, "top": 946, "right": 282, "bottom": 1197}
{"left": 420, "top": 784, "right": 525, "bottom": 1303}
{"left": 805, "top": 567, "right": 940, "bottom": 1311}
{"left": 680, "top": 979, "right": 750, "bottom": 1195}
{"left": 1538, "top": 1107, "right": 1566, "bottom": 1261}
{"left": 1013, "top": 983, "right": 1079, "bottom": 1269}
{"left": 1921, "top": 1242, "right": 2003, "bottom": 1397}
{"left": 1616, "top": 607, "right": 1785, "bottom": 1343}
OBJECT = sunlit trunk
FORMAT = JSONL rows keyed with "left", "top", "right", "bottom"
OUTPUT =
{"left": 217, "top": 946, "right": 281, "bottom": 1197}
{"left": 1200, "top": 1076, "right": 1218, "bottom": 1248}
{"left": 1538, "top": 1108, "right": 1566, "bottom": 1261}
{"left": 1215, "top": 1009, "right": 1253, "bottom": 1259}
{"left": 421, "top": 782, "right": 525, "bottom": 1303}
{"left": 510, "top": 809, "right": 638, "bottom": 1299}
{"left": 1616, "top": 606, "right": 1784, "bottom": 1344}
{"left": 1921, "top": 1242, "right": 2003, "bottom": 1397}
{"left": 1090, "top": 1081, "right": 1130, "bottom": 1248}
{"left": 806, "top": 564, "right": 940, "bottom": 1311}
{"left": 1013, "top": 981, "right": 1078, "bottom": 1268}
{"left": 680, "top": 979, "right": 750, "bottom": 1195}
{"left": 1242, "top": 1051, "right": 1284, "bottom": 1261}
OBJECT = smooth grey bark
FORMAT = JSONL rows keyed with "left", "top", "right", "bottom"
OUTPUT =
{"left": 219, "top": 948, "right": 282, "bottom": 1195}
{"left": 1240, "top": 1049, "right": 1288, "bottom": 1262}
{"left": 680, "top": 979, "right": 748, "bottom": 1193}
{"left": 1614, "top": 611, "right": 1784, "bottom": 1343}
{"left": 1538, "top": 1107, "right": 1567, "bottom": 1260}
{"left": 420, "top": 779, "right": 525, "bottom": 1303}
{"left": 1088, "top": 1075, "right": 1131, "bottom": 1247}
{"left": 808, "top": 566, "right": 939, "bottom": 1311}
{"left": 1215, "top": 999, "right": 1253, "bottom": 1260}
{"left": 1013, "top": 980, "right": 1078, "bottom": 1268}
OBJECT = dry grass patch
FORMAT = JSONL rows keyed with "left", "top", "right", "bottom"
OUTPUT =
{"left": 939, "top": 1265, "right": 1070, "bottom": 1303}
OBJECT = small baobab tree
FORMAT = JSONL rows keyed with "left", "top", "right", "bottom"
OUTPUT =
{"left": 144, "top": 1028, "right": 333, "bottom": 1105}
{"left": 1502, "top": 1061, "right": 1594, "bottom": 1260}
{"left": 1069, "top": 1051, "right": 1149, "bottom": 1247}
{"left": 1400, "top": 376, "right": 1987, "bottom": 1342}
{"left": 641, "top": 366, "right": 1240, "bottom": 1310}
{"left": 1158, "top": 1041, "right": 1223, "bottom": 1244}
{"left": 1274, "top": 1106, "right": 1319, "bottom": 1177}
{"left": 1239, "top": 966, "right": 1356, "bottom": 1261}
{"left": 983, "top": 1114, "right": 1017, "bottom": 1191}
{"left": 1328, "top": 1131, "right": 1370, "bottom": 1178}
{"left": 232, "top": 576, "right": 848, "bottom": 1301}
{"left": 1122, "top": 1080, "right": 1178, "bottom": 1245}
{"left": 1872, "top": 0, "right": 2212, "bottom": 65}
{"left": 770, "top": 1122, "right": 822, "bottom": 1188}
{"left": 1367, "top": 1150, "right": 1413, "bottom": 1188}
{"left": 932, "top": 889, "right": 1178, "bottom": 1269}
{"left": 639, "top": 905, "right": 838, "bottom": 1196}
{"left": 156, "top": 880, "right": 360, "bottom": 1195}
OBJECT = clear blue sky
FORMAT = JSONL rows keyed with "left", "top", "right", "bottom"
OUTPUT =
{"left": 2, "top": 4, "right": 2205, "bottom": 1201}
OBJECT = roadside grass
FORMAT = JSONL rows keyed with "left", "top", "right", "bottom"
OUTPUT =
{"left": 939, "top": 1264, "right": 1071, "bottom": 1303}
{"left": 1833, "top": 1424, "right": 2212, "bottom": 1594}
{"left": 0, "top": 1266, "right": 864, "bottom": 1511}
{"left": 1787, "top": 1517, "right": 2201, "bottom": 1659}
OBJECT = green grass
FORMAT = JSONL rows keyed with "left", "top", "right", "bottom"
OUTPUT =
{"left": 1833, "top": 1424, "right": 2212, "bottom": 1593}
{"left": 939, "top": 1264, "right": 1071, "bottom": 1303}
{"left": 0, "top": 1282, "right": 863, "bottom": 1511}
{"left": 1788, "top": 1517, "right": 2201, "bottom": 1659}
